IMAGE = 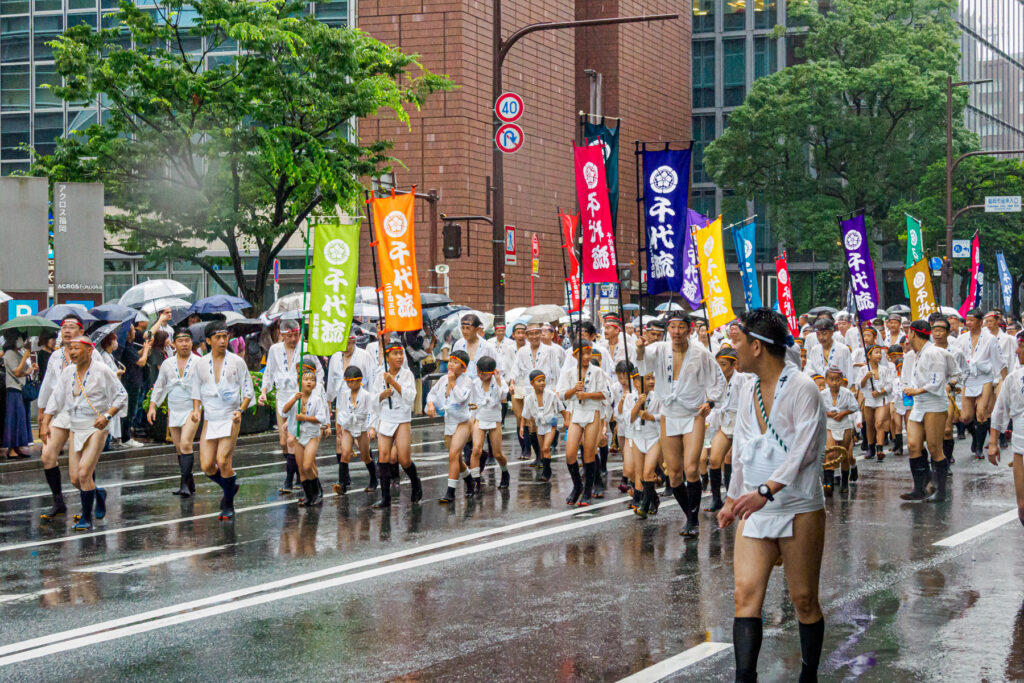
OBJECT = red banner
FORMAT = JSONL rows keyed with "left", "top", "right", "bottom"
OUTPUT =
{"left": 573, "top": 143, "right": 618, "bottom": 284}
{"left": 775, "top": 250, "right": 799, "bottom": 337}
{"left": 370, "top": 191, "right": 423, "bottom": 332}
{"left": 958, "top": 230, "right": 980, "bottom": 317}
{"left": 560, "top": 212, "right": 582, "bottom": 312}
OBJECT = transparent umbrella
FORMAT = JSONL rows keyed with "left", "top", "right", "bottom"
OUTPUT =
{"left": 119, "top": 279, "right": 193, "bottom": 308}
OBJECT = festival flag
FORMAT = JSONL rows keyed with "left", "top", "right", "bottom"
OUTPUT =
{"left": 681, "top": 209, "right": 708, "bottom": 309}
{"left": 370, "top": 191, "right": 422, "bottom": 331}
{"left": 641, "top": 147, "right": 692, "bottom": 296}
{"left": 958, "top": 231, "right": 981, "bottom": 317}
{"left": 308, "top": 222, "right": 360, "bottom": 354}
{"left": 904, "top": 214, "right": 924, "bottom": 297}
{"left": 839, "top": 212, "right": 880, "bottom": 323}
{"left": 560, "top": 212, "right": 583, "bottom": 312}
{"left": 775, "top": 250, "right": 799, "bottom": 337}
{"left": 904, "top": 258, "right": 937, "bottom": 321}
{"left": 694, "top": 216, "right": 735, "bottom": 329}
{"left": 731, "top": 220, "right": 763, "bottom": 309}
{"left": 573, "top": 143, "right": 618, "bottom": 283}
{"left": 996, "top": 251, "right": 1013, "bottom": 312}
{"left": 584, "top": 120, "right": 620, "bottom": 230}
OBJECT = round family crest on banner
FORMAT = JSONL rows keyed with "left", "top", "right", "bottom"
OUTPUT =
{"left": 913, "top": 272, "right": 925, "bottom": 289}
{"left": 649, "top": 166, "right": 678, "bottom": 194}
{"left": 744, "top": 240, "right": 753, "bottom": 259}
{"left": 909, "top": 230, "right": 918, "bottom": 247}
{"left": 843, "top": 230, "right": 862, "bottom": 251}
{"left": 589, "top": 138, "right": 612, "bottom": 162}
{"left": 703, "top": 236, "right": 714, "bottom": 258}
{"left": 583, "top": 162, "right": 600, "bottom": 189}
{"left": 977, "top": 271, "right": 985, "bottom": 285}
{"left": 383, "top": 210, "right": 408, "bottom": 239}
{"left": 778, "top": 267, "right": 789, "bottom": 285}
{"left": 323, "top": 239, "right": 350, "bottom": 266}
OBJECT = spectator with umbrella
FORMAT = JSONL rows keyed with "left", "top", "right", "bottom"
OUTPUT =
{"left": 93, "top": 324, "right": 127, "bottom": 448}
{"left": 3, "top": 331, "right": 37, "bottom": 459}
{"left": 119, "top": 319, "right": 150, "bottom": 447}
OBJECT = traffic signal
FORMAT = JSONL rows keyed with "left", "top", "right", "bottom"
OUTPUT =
{"left": 443, "top": 222, "right": 461, "bottom": 258}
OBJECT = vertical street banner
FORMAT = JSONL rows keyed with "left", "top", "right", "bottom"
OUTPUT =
{"left": 560, "top": 212, "right": 583, "bottom": 312}
{"left": 584, "top": 120, "right": 620, "bottom": 229}
{"left": 775, "top": 251, "right": 799, "bottom": 337}
{"left": 996, "top": 251, "right": 1013, "bottom": 312}
{"left": 371, "top": 191, "right": 423, "bottom": 331}
{"left": 904, "top": 214, "right": 924, "bottom": 297}
{"left": 308, "top": 222, "right": 360, "bottom": 354}
{"left": 681, "top": 210, "right": 708, "bottom": 309}
{"left": 731, "top": 220, "right": 763, "bottom": 309}
{"left": 958, "top": 231, "right": 981, "bottom": 317}
{"left": 574, "top": 143, "right": 618, "bottom": 284}
{"left": 839, "top": 212, "right": 880, "bottom": 323}
{"left": 52, "top": 182, "right": 105, "bottom": 306}
{"left": 641, "top": 147, "right": 691, "bottom": 296}
{"left": 904, "top": 258, "right": 937, "bottom": 321}
{"left": 694, "top": 216, "right": 735, "bottom": 329}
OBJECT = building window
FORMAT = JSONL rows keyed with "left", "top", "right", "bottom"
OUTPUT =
{"left": 33, "top": 15, "right": 64, "bottom": 61}
{"left": 723, "top": 38, "right": 746, "bottom": 107}
{"left": 33, "top": 111, "right": 62, "bottom": 156}
{"left": 753, "top": 0, "right": 776, "bottom": 29}
{"left": 753, "top": 36, "right": 777, "bottom": 80}
{"left": 0, "top": 113, "right": 30, "bottom": 156}
{"left": 693, "top": 0, "right": 713, "bottom": 33}
{"left": 692, "top": 187, "right": 716, "bottom": 219}
{"left": 692, "top": 115, "right": 716, "bottom": 184}
{"left": 314, "top": 1, "right": 347, "bottom": 27}
{"left": 34, "top": 63, "right": 62, "bottom": 108}
{"left": 693, "top": 39, "right": 715, "bottom": 109}
{"left": 0, "top": 0, "right": 28, "bottom": 15}
{"left": 724, "top": 0, "right": 746, "bottom": 31}
{"left": 0, "top": 16, "right": 30, "bottom": 63}
{"left": 33, "top": 0, "right": 61, "bottom": 12}
{"left": 0, "top": 63, "right": 30, "bottom": 111}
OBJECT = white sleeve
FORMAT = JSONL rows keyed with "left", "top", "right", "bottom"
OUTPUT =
{"left": 104, "top": 366, "right": 129, "bottom": 416}
{"left": 44, "top": 368, "right": 68, "bottom": 417}
{"left": 768, "top": 381, "right": 826, "bottom": 487}
{"left": 261, "top": 349, "right": 279, "bottom": 394}
{"left": 150, "top": 361, "right": 171, "bottom": 406}
{"left": 238, "top": 357, "right": 256, "bottom": 402}
{"left": 991, "top": 381, "right": 1012, "bottom": 433}
{"left": 522, "top": 394, "right": 536, "bottom": 421}
{"left": 326, "top": 354, "right": 341, "bottom": 403}
{"left": 704, "top": 350, "right": 727, "bottom": 403}
{"left": 37, "top": 350, "right": 63, "bottom": 410}
{"left": 726, "top": 408, "right": 751, "bottom": 499}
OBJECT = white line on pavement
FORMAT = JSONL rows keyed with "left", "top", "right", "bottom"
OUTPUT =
{"left": 0, "top": 498, "right": 630, "bottom": 662}
{"left": 72, "top": 546, "right": 230, "bottom": 574}
{"left": 615, "top": 642, "right": 733, "bottom": 683}
{"left": 932, "top": 508, "right": 1020, "bottom": 547}
{"left": 0, "top": 589, "right": 60, "bottom": 605}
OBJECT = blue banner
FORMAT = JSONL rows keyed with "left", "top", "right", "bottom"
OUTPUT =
{"left": 996, "top": 251, "right": 1013, "bottom": 312}
{"left": 641, "top": 148, "right": 692, "bottom": 296}
{"left": 731, "top": 221, "right": 763, "bottom": 309}
{"left": 839, "top": 213, "right": 880, "bottom": 324}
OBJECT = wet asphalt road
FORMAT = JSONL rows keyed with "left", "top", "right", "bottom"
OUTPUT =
{"left": 0, "top": 419, "right": 1022, "bottom": 682}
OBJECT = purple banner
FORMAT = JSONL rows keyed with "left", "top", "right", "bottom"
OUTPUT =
{"left": 680, "top": 209, "right": 709, "bottom": 309}
{"left": 839, "top": 213, "right": 879, "bottom": 323}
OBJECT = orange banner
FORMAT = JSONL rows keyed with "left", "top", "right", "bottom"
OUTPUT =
{"left": 370, "top": 191, "right": 423, "bottom": 331}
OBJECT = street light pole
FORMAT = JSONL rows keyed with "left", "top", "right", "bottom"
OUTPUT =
{"left": 491, "top": 4, "right": 678, "bottom": 323}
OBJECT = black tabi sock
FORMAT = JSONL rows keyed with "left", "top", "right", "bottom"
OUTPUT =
{"left": 709, "top": 468, "right": 722, "bottom": 504}
{"left": 376, "top": 463, "right": 391, "bottom": 504}
{"left": 339, "top": 460, "right": 350, "bottom": 486}
{"left": 671, "top": 483, "right": 690, "bottom": 512}
{"left": 222, "top": 475, "right": 238, "bottom": 506}
{"left": 542, "top": 457, "right": 551, "bottom": 478}
{"left": 932, "top": 458, "right": 948, "bottom": 497}
{"left": 823, "top": 469, "right": 835, "bottom": 488}
{"left": 284, "top": 453, "right": 297, "bottom": 487}
{"left": 598, "top": 445, "right": 609, "bottom": 474}
{"left": 530, "top": 432, "right": 541, "bottom": 459}
{"left": 909, "top": 457, "right": 929, "bottom": 494}
{"left": 797, "top": 618, "right": 825, "bottom": 683}
{"left": 733, "top": 617, "right": 763, "bottom": 683}
{"left": 365, "top": 460, "right": 378, "bottom": 487}
{"left": 462, "top": 442, "right": 473, "bottom": 466}
{"left": 79, "top": 488, "right": 95, "bottom": 523}
{"left": 519, "top": 426, "right": 529, "bottom": 455}
{"left": 942, "top": 438, "right": 954, "bottom": 459}
{"left": 403, "top": 462, "right": 419, "bottom": 483}
{"left": 685, "top": 480, "right": 702, "bottom": 523}
{"left": 956, "top": 421, "right": 965, "bottom": 438}
{"left": 700, "top": 473, "right": 709, "bottom": 490}
{"left": 840, "top": 469, "right": 850, "bottom": 489}
{"left": 208, "top": 471, "right": 224, "bottom": 486}
{"left": 44, "top": 466, "right": 62, "bottom": 497}
{"left": 582, "top": 460, "right": 596, "bottom": 495}
{"left": 724, "top": 463, "right": 732, "bottom": 489}
{"left": 979, "top": 420, "right": 991, "bottom": 449}
{"left": 567, "top": 462, "right": 582, "bottom": 490}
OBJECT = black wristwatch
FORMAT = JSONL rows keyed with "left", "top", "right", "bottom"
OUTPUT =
{"left": 706, "top": 400, "right": 715, "bottom": 409}
{"left": 757, "top": 484, "right": 774, "bottom": 502}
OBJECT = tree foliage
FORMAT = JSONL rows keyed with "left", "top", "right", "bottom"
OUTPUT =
{"left": 704, "top": 0, "right": 974, "bottom": 258}
{"left": 32, "top": 0, "right": 451, "bottom": 309}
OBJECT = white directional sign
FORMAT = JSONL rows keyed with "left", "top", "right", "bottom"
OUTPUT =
{"left": 985, "top": 195, "right": 1022, "bottom": 213}
{"left": 495, "top": 123, "right": 524, "bottom": 154}
{"left": 495, "top": 92, "right": 524, "bottom": 123}
{"left": 952, "top": 239, "right": 971, "bottom": 258}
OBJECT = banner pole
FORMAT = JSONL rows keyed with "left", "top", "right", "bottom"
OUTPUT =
{"left": 690, "top": 224, "right": 712, "bottom": 351}
{"left": 721, "top": 214, "right": 758, "bottom": 234}
{"left": 364, "top": 189, "right": 391, "bottom": 409}
{"left": 633, "top": 140, "right": 646, "bottom": 401}
{"left": 558, "top": 209, "right": 571, "bottom": 314}
{"left": 295, "top": 217, "right": 313, "bottom": 437}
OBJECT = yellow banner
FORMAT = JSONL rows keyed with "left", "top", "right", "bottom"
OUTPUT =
{"left": 905, "top": 258, "right": 937, "bottom": 320}
{"left": 694, "top": 216, "right": 735, "bottom": 329}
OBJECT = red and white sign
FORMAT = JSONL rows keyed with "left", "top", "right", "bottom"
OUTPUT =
{"left": 495, "top": 92, "right": 524, "bottom": 123}
{"left": 495, "top": 123, "right": 524, "bottom": 153}
{"left": 531, "top": 233, "right": 539, "bottom": 258}
{"left": 504, "top": 224, "right": 516, "bottom": 265}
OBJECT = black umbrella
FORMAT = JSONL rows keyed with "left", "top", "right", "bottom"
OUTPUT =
{"left": 420, "top": 292, "right": 453, "bottom": 308}
{"left": 424, "top": 304, "right": 469, "bottom": 325}
{"left": 89, "top": 302, "right": 139, "bottom": 323}
{"left": 807, "top": 306, "right": 838, "bottom": 315}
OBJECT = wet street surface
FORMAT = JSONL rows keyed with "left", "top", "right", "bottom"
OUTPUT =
{"left": 1, "top": 419, "right": 1023, "bottom": 682}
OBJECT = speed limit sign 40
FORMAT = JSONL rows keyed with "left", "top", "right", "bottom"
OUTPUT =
{"left": 495, "top": 92, "right": 524, "bottom": 123}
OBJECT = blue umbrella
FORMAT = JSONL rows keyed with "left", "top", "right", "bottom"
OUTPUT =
{"left": 622, "top": 303, "right": 640, "bottom": 312}
{"left": 40, "top": 303, "right": 98, "bottom": 324}
{"left": 188, "top": 295, "right": 252, "bottom": 315}
{"left": 89, "top": 302, "right": 138, "bottom": 322}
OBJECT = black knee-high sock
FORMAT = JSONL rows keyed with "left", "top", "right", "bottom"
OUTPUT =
{"left": 567, "top": 462, "right": 582, "bottom": 490}
{"left": 942, "top": 438, "right": 954, "bottom": 459}
{"left": 978, "top": 420, "right": 990, "bottom": 449}
{"left": 709, "top": 467, "right": 722, "bottom": 504}
{"left": 79, "top": 488, "right": 96, "bottom": 523}
{"left": 685, "top": 480, "right": 702, "bottom": 523}
{"left": 44, "top": 466, "right": 62, "bottom": 497}
{"left": 364, "top": 460, "right": 378, "bottom": 487}
{"left": 671, "top": 483, "right": 689, "bottom": 512}
{"left": 724, "top": 463, "right": 733, "bottom": 489}
{"left": 823, "top": 469, "right": 834, "bottom": 488}
{"left": 598, "top": 445, "right": 609, "bottom": 474}
{"left": 733, "top": 617, "right": 763, "bottom": 683}
{"left": 339, "top": 459, "right": 350, "bottom": 486}
{"left": 518, "top": 425, "right": 528, "bottom": 455}
{"left": 390, "top": 461, "right": 400, "bottom": 482}
{"left": 222, "top": 475, "right": 238, "bottom": 507}
{"left": 462, "top": 441, "right": 473, "bottom": 466}
{"left": 798, "top": 618, "right": 825, "bottom": 683}
{"left": 376, "top": 463, "right": 391, "bottom": 504}
{"left": 284, "top": 453, "right": 297, "bottom": 487}
{"left": 207, "top": 471, "right": 224, "bottom": 486}
{"left": 530, "top": 432, "right": 541, "bottom": 459}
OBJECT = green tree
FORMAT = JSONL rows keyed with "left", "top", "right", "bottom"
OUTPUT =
{"left": 32, "top": 0, "right": 451, "bottom": 310}
{"left": 704, "top": 0, "right": 974, "bottom": 259}
{"left": 892, "top": 156, "right": 1024, "bottom": 314}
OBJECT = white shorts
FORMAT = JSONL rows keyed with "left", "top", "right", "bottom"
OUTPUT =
{"left": 662, "top": 414, "right": 695, "bottom": 438}
{"left": 535, "top": 423, "right": 554, "bottom": 436}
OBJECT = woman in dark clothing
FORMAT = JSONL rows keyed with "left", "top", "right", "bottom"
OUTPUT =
{"left": 2, "top": 333, "right": 37, "bottom": 459}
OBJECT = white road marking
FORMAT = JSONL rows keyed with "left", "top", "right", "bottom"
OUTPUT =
{"left": 0, "top": 589, "right": 59, "bottom": 605}
{"left": 615, "top": 642, "right": 733, "bottom": 682}
{"left": 72, "top": 546, "right": 229, "bottom": 574}
{"left": 932, "top": 508, "right": 1020, "bottom": 547}
{"left": 0, "top": 499, "right": 631, "bottom": 662}
{"left": 0, "top": 454, "right": 585, "bottom": 554}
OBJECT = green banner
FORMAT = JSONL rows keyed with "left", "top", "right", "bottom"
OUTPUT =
{"left": 584, "top": 119, "right": 619, "bottom": 230}
{"left": 308, "top": 222, "right": 359, "bottom": 355}
{"left": 904, "top": 214, "right": 924, "bottom": 297}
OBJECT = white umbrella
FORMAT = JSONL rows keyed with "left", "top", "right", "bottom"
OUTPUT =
{"left": 939, "top": 306, "right": 961, "bottom": 318}
{"left": 141, "top": 297, "right": 192, "bottom": 325}
{"left": 264, "top": 292, "right": 307, "bottom": 319}
{"left": 655, "top": 301, "right": 684, "bottom": 312}
{"left": 119, "top": 279, "right": 193, "bottom": 308}
{"left": 506, "top": 307, "right": 528, "bottom": 323}
{"left": 520, "top": 304, "right": 566, "bottom": 324}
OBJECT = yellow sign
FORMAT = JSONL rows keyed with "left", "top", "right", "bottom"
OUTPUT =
{"left": 531, "top": 258, "right": 539, "bottom": 274}
{"left": 905, "top": 258, "right": 937, "bottom": 320}
{"left": 694, "top": 216, "right": 735, "bottom": 329}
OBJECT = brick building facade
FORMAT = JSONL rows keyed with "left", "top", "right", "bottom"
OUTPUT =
{"left": 357, "top": 0, "right": 689, "bottom": 313}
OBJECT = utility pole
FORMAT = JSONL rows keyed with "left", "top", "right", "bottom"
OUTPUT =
{"left": 491, "top": 3, "right": 678, "bottom": 323}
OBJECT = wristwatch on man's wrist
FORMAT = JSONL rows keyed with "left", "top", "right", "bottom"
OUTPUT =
{"left": 757, "top": 484, "right": 774, "bottom": 502}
